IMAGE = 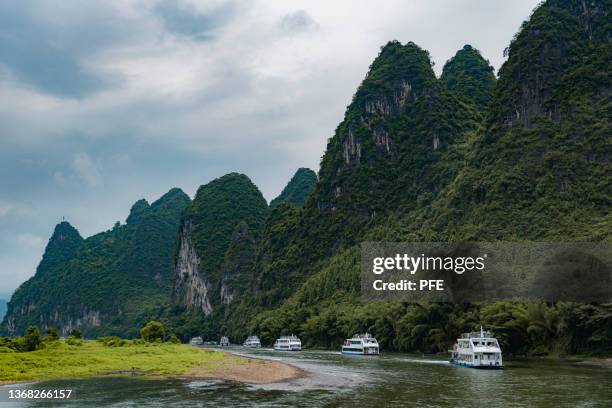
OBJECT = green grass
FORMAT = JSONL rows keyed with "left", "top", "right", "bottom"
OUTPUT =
{"left": 0, "top": 340, "right": 229, "bottom": 382}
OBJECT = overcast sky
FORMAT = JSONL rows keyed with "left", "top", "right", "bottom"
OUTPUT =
{"left": 0, "top": 0, "right": 540, "bottom": 299}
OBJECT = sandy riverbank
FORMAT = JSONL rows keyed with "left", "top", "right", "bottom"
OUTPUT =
{"left": 187, "top": 353, "right": 304, "bottom": 384}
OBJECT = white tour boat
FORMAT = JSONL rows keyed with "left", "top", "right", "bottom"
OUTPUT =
{"left": 273, "top": 335, "right": 302, "bottom": 351}
{"left": 189, "top": 336, "right": 203, "bottom": 346}
{"left": 341, "top": 333, "right": 380, "bottom": 355}
{"left": 450, "top": 327, "right": 503, "bottom": 369}
{"left": 243, "top": 335, "right": 261, "bottom": 348}
{"left": 220, "top": 336, "right": 230, "bottom": 347}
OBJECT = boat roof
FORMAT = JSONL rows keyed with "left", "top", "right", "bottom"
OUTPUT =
{"left": 278, "top": 334, "right": 300, "bottom": 339}
{"left": 351, "top": 332, "right": 376, "bottom": 339}
{"left": 460, "top": 330, "right": 495, "bottom": 339}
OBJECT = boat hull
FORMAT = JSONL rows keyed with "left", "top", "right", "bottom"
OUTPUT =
{"left": 341, "top": 350, "right": 379, "bottom": 356}
{"left": 449, "top": 359, "right": 503, "bottom": 369}
{"left": 341, "top": 349, "right": 379, "bottom": 356}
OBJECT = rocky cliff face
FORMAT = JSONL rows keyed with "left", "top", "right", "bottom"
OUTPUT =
{"left": 492, "top": 0, "right": 610, "bottom": 130}
{"left": 402, "top": 0, "right": 611, "bottom": 241}
{"left": 5, "top": 305, "right": 101, "bottom": 338}
{"left": 175, "top": 220, "right": 212, "bottom": 313}
{"left": 255, "top": 41, "right": 491, "bottom": 305}
{"left": 173, "top": 173, "right": 268, "bottom": 313}
{"left": 315, "top": 41, "right": 478, "bottom": 218}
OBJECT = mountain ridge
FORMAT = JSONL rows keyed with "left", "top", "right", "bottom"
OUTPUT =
{"left": 2, "top": 188, "right": 191, "bottom": 337}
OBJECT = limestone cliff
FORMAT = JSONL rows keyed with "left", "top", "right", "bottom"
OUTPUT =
{"left": 175, "top": 220, "right": 212, "bottom": 313}
{"left": 172, "top": 173, "right": 267, "bottom": 313}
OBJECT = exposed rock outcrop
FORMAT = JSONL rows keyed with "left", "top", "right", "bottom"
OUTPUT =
{"left": 175, "top": 220, "right": 212, "bottom": 314}
{"left": 172, "top": 173, "right": 268, "bottom": 314}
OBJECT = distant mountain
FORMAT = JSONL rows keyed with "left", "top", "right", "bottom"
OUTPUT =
{"left": 2, "top": 188, "right": 191, "bottom": 337}
{"left": 270, "top": 168, "right": 317, "bottom": 208}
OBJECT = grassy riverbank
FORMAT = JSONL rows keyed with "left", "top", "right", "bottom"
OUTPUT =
{"left": 0, "top": 340, "right": 298, "bottom": 383}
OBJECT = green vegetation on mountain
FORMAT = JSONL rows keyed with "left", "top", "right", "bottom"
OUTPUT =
{"left": 219, "top": 222, "right": 257, "bottom": 304}
{"left": 181, "top": 173, "right": 267, "bottom": 271}
{"left": 2, "top": 188, "right": 191, "bottom": 338}
{"left": 401, "top": 0, "right": 611, "bottom": 241}
{"left": 253, "top": 40, "right": 484, "bottom": 309}
{"left": 173, "top": 173, "right": 268, "bottom": 315}
{"left": 440, "top": 44, "right": 496, "bottom": 110}
{"left": 270, "top": 168, "right": 318, "bottom": 208}
{"left": 255, "top": 203, "right": 303, "bottom": 306}
{"left": 219, "top": 0, "right": 612, "bottom": 356}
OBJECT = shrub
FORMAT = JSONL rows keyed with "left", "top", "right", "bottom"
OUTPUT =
{"left": 141, "top": 321, "right": 165, "bottom": 343}
{"left": 98, "top": 336, "right": 123, "bottom": 346}
{"left": 45, "top": 327, "right": 60, "bottom": 341}
{"left": 69, "top": 329, "right": 82, "bottom": 339}
{"left": 24, "top": 326, "right": 41, "bottom": 351}
{"left": 65, "top": 336, "right": 83, "bottom": 346}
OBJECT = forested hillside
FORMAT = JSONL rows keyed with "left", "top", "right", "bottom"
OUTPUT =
{"left": 253, "top": 41, "right": 485, "bottom": 308}
{"left": 269, "top": 168, "right": 317, "bottom": 208}
{"left": 173, "top": 173, "right": 268, "bottom": 313}
{"left": 226, "top": 0, "right": 612, "bottom": 356}
{"left": 2, "top": 189, "right": 190, "bottom": 337}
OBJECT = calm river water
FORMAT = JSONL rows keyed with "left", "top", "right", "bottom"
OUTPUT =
{"left": 4, "top": 348, "right": 611, "bottom": 407}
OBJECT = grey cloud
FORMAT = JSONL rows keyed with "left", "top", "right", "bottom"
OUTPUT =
{"left": 154, "top": 0, "right": 238, "bottom": 41}
{"left": 278, "top": 10, "right": 317, "bottom": 33}
{"left": 0, "top": 2, "right": 139, "bottom": 98}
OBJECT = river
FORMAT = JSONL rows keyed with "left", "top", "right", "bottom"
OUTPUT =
{"left": 4, "top": 348, "right": 611, "bottom": 407}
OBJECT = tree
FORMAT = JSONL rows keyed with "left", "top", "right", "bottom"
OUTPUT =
{"left": 45, "top": 327, "right": 59, "bottom": 341}
{"left": 69, "top": 329, "right": 82, "bottom": 339}
{"left": 141, "top": 321, "right": 165, "bottom": 342}
{"left": 25, "top": 326, "right": 41, "bottom": 351}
